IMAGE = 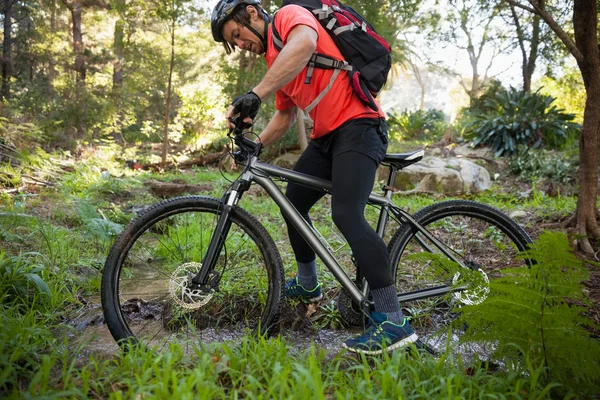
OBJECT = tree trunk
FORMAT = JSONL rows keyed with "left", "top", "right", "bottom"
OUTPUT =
{"left": 2, "top": 0, "right": 13, "bottom": 101}
{"left": 509, "top": 3, "right": 540, "bottom": 92}
{"left": 523, "top": 13, "right": 540, "bottom": 92}
{"left": 573, "top": 0, "right": 600, "bottom": 254}
{"left": 162, "top": 17, "right": 176, "bottom": 164}
{"left": 112, "top": 16, "right": 125, "bottom": 143}
{"left": 25, "top": 14, "right": 34, "bottom": 81}
{"left": 576, "top": 81, "right": 600, "bottom": 253}
{"left": 48, "top": 0, "right": 57, "bottom": 88}
{"left": 70, "top": 1, "right": 87, "bottom": 136}
{"left": 113, "top": 19, "right": 124, "bottom": 89}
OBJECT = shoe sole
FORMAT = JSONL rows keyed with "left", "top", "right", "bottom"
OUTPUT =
{"left": 342, "top": 333, "right": 419, "bottom": 355}
{"left": 305, "top": 294, "right": 323, "bottom": 303}
{"left": 286, "top": 293, "right": 323, "bottom": 303}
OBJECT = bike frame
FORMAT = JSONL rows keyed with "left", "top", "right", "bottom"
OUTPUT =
{"left": 193, "top": 151, "right": 468, "bottom": 311}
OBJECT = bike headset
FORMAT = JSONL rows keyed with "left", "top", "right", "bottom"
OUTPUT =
{"left": 211, "top": 0, "right": 270, "bottom": 54}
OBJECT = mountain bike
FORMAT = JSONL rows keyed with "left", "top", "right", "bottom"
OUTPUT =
{"left": 101, "top": 116, "right": 533, "bottom": 357}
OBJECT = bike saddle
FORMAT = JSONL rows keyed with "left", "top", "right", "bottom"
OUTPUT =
{"left": 382, "top": 149, "right": 424, "bottom": 169}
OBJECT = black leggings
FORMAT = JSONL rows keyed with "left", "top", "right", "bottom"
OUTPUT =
{"left": 283, "top": 119, "right": 393, "bottom": 290}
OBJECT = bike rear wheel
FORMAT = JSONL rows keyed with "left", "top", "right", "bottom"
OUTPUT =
{"left": 388, "top": 200, "right": 533, "bottom": 359}
{"left": 101, "top": 196, "right": 284, "bottom": 352}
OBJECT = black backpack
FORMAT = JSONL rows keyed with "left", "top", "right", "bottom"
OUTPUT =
{"left": 271, "top": 0, "right": 392, "bottom": 112}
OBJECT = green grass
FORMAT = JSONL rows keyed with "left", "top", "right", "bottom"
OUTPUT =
{"left": 4, "top": 334, "right": 559, "bottom": 399}
{"left": 0, "top": 147, "right": 587, "bottom": 398}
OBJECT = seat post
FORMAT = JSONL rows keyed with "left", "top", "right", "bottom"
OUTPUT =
{"left": 375, "top": 164, "right": 398, "bottom": 238}
{"left": 384, "top": 164, "right": 398, "bottom": 198}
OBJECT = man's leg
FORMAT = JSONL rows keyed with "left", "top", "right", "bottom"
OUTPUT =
{"left": 329, "top": 150, "right": 403, "bottom": 321}
{"left": 283, "top": 143, "right": 331, "bottom": 298}
{"left": 331, "top": 150, "right": 418, "bottom": 353}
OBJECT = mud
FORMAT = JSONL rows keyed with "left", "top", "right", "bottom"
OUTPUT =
{"left": 68, "top": 301, "right": 359, "bottom": 362}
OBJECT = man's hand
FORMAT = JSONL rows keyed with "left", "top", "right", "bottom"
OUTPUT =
{"left": 226, "top": 90, "right": 261, "bottom": 130}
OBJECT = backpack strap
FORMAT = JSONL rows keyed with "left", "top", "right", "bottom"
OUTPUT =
{"left": 271, "top": 11, "right": 352, "bottom": 111}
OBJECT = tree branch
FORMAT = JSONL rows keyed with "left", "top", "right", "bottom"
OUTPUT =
{"left": 503, "top": 0, "right": 536, "bottom": 13}
{"left": 509, "top": 4, "right": 528, "bottom": 65}
{"left": 503, "top": 0, "right": 585, "bottom": 62}
{"left": 477, "top": 6, "right": 500, "bottom": 60}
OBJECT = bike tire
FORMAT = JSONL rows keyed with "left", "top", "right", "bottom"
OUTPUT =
{"left": 387, "top": 200, "right": 533, "bottom": 359}
{"left": 101, "top": 196, "right": 284, "bottom": 351}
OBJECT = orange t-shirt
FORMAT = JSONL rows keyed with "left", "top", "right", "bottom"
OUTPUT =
{"left": 265, "top": 5, "right": 384, "bottom": 139}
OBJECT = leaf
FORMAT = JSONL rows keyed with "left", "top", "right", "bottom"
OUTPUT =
{"left": 25, "top": 273, "right": 52, "bottom": 297}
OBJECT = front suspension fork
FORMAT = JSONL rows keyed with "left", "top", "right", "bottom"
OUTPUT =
{"left": 191, "top": 179, "right": 249, "bottom": 286}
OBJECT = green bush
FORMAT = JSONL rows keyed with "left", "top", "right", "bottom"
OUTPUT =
{"left": 387, "top": 109, "right": 447, "bottom": 141}
{"left": 458, "top": 231, "right": 600, "bottom": 397}
{"left": 507, "top": 145, "right": 578, "bottom": 183}
{"left": 462, "top": 87, "right": 580, "bottom": 157}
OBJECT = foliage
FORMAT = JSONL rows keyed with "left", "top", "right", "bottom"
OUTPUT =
{"left": 458, "top": 231, "right": 600, "bottom": 397}
{"left": 6, "top": 334, "right": 560, "bottom": 398}
{"left": 536, "top": 64, "right": 586, "bottom": 124}
{"left": 0, "top": 150, "right": 593, "bottom": 397}
{"left": 507, "top": 145, "right": 578, "bottom": 184}
{"left": 387, "top": 109, "right": 447, "bottom": 141}
{"left": 314, "top": 299, "right": 347, "bottom": 329}
{"left": 0, "top": 118, "right": 46, "bottom": 149}
{"left": 0, "top": 251, "right": 51, "bottom": 311}
{"left": 462, "top": 87, "right": 580, "bottom": 157}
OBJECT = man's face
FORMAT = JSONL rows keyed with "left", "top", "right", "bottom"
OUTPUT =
{"left": 222, "top": 6, "right": 265, "bottom": 55}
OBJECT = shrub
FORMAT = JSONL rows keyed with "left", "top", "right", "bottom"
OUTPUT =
{"left": 0, "top": 118, "right": 46, "bottom": 149}
{"left": 387, "top": 109, "right": 447, "bottom": 141}
{"left": 507, "top": 145, "right": 578, "bottom": 184}
{"left": 458, "top": 231, "right": 600, "bottom": 397}
{"left": 462, "top": 87, "right": 580, "bottom": 157}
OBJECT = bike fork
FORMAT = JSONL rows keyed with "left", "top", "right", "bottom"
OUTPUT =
{"left": 192, "top": 180, "right": 247, "bottom": 286}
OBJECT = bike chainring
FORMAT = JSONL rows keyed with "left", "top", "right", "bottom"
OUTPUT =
{"left": 169, "top": 262, "right": 215, "bottom": 310}
{"left": 451, "top": 266, "right": 490, "bottom": 306}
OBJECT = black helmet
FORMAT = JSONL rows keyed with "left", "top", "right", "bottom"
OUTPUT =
{"left": 211, "top": 0, "right": 262, "bottom": 43}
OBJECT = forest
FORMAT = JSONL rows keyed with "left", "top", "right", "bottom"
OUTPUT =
{"left": 1, "top": 0, "right": 599, "bottom": 398}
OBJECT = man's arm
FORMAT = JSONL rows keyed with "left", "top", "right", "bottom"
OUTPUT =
{"left": 256, "top": 107, "right": 298, "bottom": 146}
{"left": 252, "top": 24, "right": 317, "bottom": 99}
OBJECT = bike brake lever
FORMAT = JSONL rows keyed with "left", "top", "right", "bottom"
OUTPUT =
{"left": 228, "top": 116, "right": 253, "bottom": 136}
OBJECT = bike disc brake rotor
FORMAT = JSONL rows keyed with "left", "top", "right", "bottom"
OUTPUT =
{"left": 169, "top": 262, "right": 214, "bottom": 310}
{"left": 451, "top": 268, "right": 490, "bottom": 305}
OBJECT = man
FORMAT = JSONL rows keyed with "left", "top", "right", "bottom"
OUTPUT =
{"left": 211, "top": 0, "right": 418, "bottom": 354}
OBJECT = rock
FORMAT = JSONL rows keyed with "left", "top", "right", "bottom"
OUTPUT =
{"left": 449, "top": 144, "right": 507, "bottom": 175}
{"left": 271, "top": 151, "right": 302, "bottom": 169}
{"left": 509, "top": 210, "right": 528, "bottom": 220}
{"left": 451, "top": 143, "right": 494, "bottom": 159}
{"left": 381, "top": 156, "right": 492, "bottom": 194}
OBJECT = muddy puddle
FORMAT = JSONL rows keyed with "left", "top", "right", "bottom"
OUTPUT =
{"left": 67, "top": 299, "right": 493, "bottom": 367}
{"left": 67, "top": 301, "right": 363, "bottom": 362}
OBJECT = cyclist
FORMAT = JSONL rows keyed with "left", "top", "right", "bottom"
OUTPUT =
{"left": 211, "top": 0, "right": 418, "bottom": 354}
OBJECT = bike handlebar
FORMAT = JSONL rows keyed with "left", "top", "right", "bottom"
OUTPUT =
{"left": 228, "top": 114, "right": 262, "bottom": 161}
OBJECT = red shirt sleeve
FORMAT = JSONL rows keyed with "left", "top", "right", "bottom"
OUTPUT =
{"left": 275, "top": 90, "right": 295, "bottom": 110}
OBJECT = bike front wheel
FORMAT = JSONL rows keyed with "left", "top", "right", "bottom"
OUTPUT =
{"left": 388, "top": 200, "right": 533, "bottom": 359}
{"left": 101, "top": 196, "right": 284, "bottom": 352}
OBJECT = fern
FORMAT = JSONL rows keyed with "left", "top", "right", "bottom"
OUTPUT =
{"left": 457, "top": 231, "right": 600, "bottom": 395}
